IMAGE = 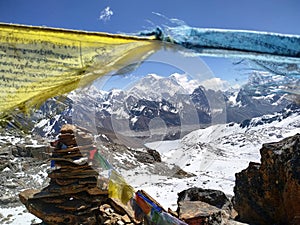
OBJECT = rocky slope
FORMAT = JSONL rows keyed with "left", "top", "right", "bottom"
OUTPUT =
{"left": 142, "top": 105, "right": 300, "bottom": 213}
{"left": 0, "top": 134, "right": 50, "bottom": 209}
{"left": 0, "top": 103, "right": 299, "bottom": 224}
{"left": 234, "top": 134, "right": 300, "bottom": 225}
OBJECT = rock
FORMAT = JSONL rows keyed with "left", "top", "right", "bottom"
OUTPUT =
{"left": 19, "top": 124, "right": 140, "bottom": 225}
{"left": 178, "top": 201, "right": 224, "bottom": 225}
{"left": 178, "top": 201, "right": 248, "bottom": 225}
{"left": 173, "top": 167, "right": 196, "bottom": 179}
{"left": 0, "top": 195, "right": 19, "bottom": 205}
{"left": 14, "top": 144, "right": 32, "bottom": 157}
{"left": 0, "top": 147, "right": 14, "bottom": 159}
{"left": 12, "top": 144, "right": 49, "bottom": 159}
{"left": 0, "top": 150, "right": 49, "bottom": 208}
{"left": 146, "top": 149, "right": 161, "bottom": 162}
{"left": 19, "top": 124, "right": 186, "bottom": 224}
{"left": 234, "top": 134, "right": 300, "bottom": 225}
{"left": 19, "top": 189, "right": 40, "bottom": 205}
{"left": 134, "top": 149, "right": 161, "bottom": 164}
{"left": 25, "top": 145, "right": 50, "bottom": 159}
{"left": 178, "top": 187, "right": 233, "bottom": 214}
{"left": 121, "top": 214, "right": 131, "bottom": 223}
{"left": 134, "top": 151, "right": 156, "bottom": 164}
{"left": 0, "top": 148, "right": 16, "bottom": 174}
{"left": 177, "top": 187, "right": 236, "bottom": 225}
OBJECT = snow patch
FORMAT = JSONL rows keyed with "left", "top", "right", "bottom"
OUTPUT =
{"left": 0, "top": 206, "right": 41, "bottom": 225}
{"left": 141, "top": 111, "right": 300, "bottom": 210}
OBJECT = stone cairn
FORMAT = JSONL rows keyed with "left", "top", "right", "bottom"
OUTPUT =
{"left": 19, "top": 124, "right": 138, "bottom": 225}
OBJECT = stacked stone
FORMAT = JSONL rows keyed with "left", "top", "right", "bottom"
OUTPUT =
{"left": 19, "top": 124, "right": 138, "bottom": 225}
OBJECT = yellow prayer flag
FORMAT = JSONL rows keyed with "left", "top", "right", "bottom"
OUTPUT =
{"left": 108, "top": 170, "right": 135, "bottom": 204}
{"left": 0, "top": 23, "right": 161, "bottom": 115}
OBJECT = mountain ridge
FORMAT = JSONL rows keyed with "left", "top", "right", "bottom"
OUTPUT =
{"left": 24, "top": 72, "right": 297, "bottom": 139}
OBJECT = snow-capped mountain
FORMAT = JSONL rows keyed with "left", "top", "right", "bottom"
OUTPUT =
{"left": 1, "top": 72, "right": 299, "bottom": 218}
{"left": 33, "top": 87, "right": 107, "bottom": 137}
{"left": 225, "top": 72, "right": 293, "bottom": 122}
{"left": 141, "top": 105, "right": 300, "bottom": 209}
{"left": 147, "top": 103, "right": 300, "bottom": 179}
{"left": 30, "top": 72, "right": 296, "bottom": 138}
{"left": 126, "top": 74, "right": 190, "bottom": 101}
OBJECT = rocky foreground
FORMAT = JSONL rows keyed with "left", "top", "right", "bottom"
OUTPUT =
{"left": 0, "top": 124, "right": 299, "bottom": 224}
{"left": 18, "top": 125, "right": 243, "bottom": 225}
{"left": 234, "top": 134, "right": 300, "bottom": 225}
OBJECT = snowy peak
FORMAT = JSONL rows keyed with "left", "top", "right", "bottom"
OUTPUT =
{"left": 244, "top": 71, "right": 296, "bottom": 98}
{"left": 240, "top": 103, "right": 300, "bottom": 129}
{"left": 68, "top": 85, "right": 107, "bottom": 103}
{"left": 246, "top": 71, "right": 291, "bottom": 88}
{"left": 126, "top": 73, "right": 188, "bottom": 101}
{"left": 31, "top": 72, "right": 296, "bottom": 137}
{"left": 107, "top": 89, "right": 124, "bottom": 99}
{"left": 129, "top": 98, "right": 180, "bottom": 131}
{"left": 229, "top": 71, "right": 295, "bottom": 107}
{"left": 190, "top": 86, "right": 210, "bottom": 110}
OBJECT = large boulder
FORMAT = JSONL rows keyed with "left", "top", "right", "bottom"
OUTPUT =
{"left": 178, "top": 201, "right": 224, "bottom": 225}
{"left": 12, "top": 144, "right": 49, "bottom": 159}
{"left": 234, "top": 134, "right": 300, "bottom": 225}
{"left": 177, "top": 187, "right": 237, "bottom": 225}
{"left": 178, "top": 187, "right": 233, "bottom": 214}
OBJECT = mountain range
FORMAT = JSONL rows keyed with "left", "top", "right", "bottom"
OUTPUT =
{"left": 0, "top": 72, "right": 299, "bottom": 223}
{"left": 31, "top": 71, "right": 297, "bottom": 140}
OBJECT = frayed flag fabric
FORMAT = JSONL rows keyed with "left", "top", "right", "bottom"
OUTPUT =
{"left": 155, "top": 25, "right": 300, "bottom": 64}
{"left": 134, "top": 190, "right": 188, "bottom": 225}
{"left": 1, "top": 23, "right": 300, "bottom": 117}
{"left": 108, "top": 170, "right": 135, "bottom": 204}
{"left": 0, "top": 23, "right": 161, "bottom": 115}
{"left": 151, "top": 25, "right": 300, "bottom": 77}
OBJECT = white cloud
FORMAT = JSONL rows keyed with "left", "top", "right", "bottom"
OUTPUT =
{"left": 99, "top": 6, "right": 113, "bottom": 22}
{"left": 231, "top": 83, "right": 241, "bottom": 90}
{"left": 171, "top": 73, "right": 201, "bottom": 93}
{"left": 170, "top": 73, "right": 233, "bottom": 92}
{"left": 199, "top": 77, "right": 230, "bottom": 91}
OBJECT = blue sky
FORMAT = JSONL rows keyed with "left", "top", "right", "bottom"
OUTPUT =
{"left": 1, "top": 0, "right": 299, "bottom": 91}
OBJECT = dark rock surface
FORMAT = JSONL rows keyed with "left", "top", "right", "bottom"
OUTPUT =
{"left": 234, "top": 134, "right": 300, "bottom": 225}
{"left": 178, "top": 201, "right": 224, "bottom": 225}
{"left": 134, "top": 149, "right": 161, "bottom": 164}
{"left": 177, "top": 187, "right": 240, "bottom": 225}
{"left": 12, "top": 144, "right": 49, "bottom": 159}
{"left": 0, "top": 137, "right": 49, "bottom": 208}
{"left": 178, "top": 187, "right": 233, "bottom": 214}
